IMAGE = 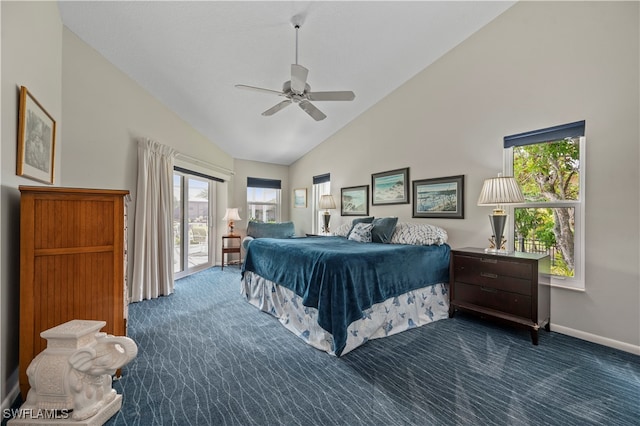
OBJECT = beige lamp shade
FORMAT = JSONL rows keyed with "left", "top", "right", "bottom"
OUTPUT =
{"left": 477, "top": 175, "right": 524, "bottom": 214}
{"left": 319, "top": 195, "right": 337, "bottom": 210}
{"left": 222, "top": 208, "right": 242, "bottom": 221}
{"left": 222, "top": 208, "right": 241, "bottom": 235}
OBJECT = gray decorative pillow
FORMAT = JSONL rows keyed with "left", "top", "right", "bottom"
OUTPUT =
{"left": 371, "top": 217, "right": 398, "bottom": 243}
{"left": 348, "top": 222, "right": 373, "bottom": 243}
{"left": 346, "top": 217, "right": 374, "bottom": 239}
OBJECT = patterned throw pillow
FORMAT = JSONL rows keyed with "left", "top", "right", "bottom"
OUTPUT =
{"left": 348, "top": 222, "right": 373, "bottom": 243}
{"left": 333, "top": 222, "right": 352, "bottom": 237}
{"left": 389, "top": 222, "right": 448, "bottom": 246}
{"left": 346, "top": 217, "right": 375, "bottom": 239}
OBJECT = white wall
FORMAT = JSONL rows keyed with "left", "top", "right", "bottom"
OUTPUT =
{"left": 232, "top": 159, "right": 290, "bottom": 245}
{"left": 61, "top": 26, "right": 235, "bottom": 269}
{"left": 290, "top": 1, "right": 640, "bottom": 352}
{"left": 1, "top": 1, "right": 63, "bottom": 408}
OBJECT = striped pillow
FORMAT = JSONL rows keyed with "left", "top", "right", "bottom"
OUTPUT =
{"left": 389, "top": 222, "right": 448, "bottom": 246}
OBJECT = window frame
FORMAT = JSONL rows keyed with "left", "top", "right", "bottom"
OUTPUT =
{"left": 246, "top": 177, "right": 282, "bottom": 223}
{"left": 312, "top": 181, "right": 331, "bottom": 234}
{"left": 173, "top": 170, "right": 217, "bottom": 280}
{"left": 312, "top": 173, "right": 331, "bottom": 234}
{"left": 504, "top": 134, "right": 585, "bottom": 291}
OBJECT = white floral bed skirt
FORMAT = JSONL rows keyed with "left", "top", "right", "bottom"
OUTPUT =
{"left": 241, "top": 271, "right": 450, "bottom": 356}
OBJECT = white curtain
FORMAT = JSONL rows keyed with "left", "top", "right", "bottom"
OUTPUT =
{"left": 131, "top": 138, "right": 176, "bottom": 302}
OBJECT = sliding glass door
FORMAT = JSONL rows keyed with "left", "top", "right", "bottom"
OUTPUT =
{"left": 173, "top": 171, "right": 216, "bottom": 278}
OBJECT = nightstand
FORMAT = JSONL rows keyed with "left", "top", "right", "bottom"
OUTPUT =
{"left": 449, "top": 247, "right": 550, "bottom": 344}
{"left": 221, "top": 235, "right": 241, "bottom": 270}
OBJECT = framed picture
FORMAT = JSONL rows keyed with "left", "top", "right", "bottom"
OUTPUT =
{"left": 341, "top": 185, "right": 369, "bottom": 216}
{"left": 17, "top": 86, "right": 56, "bottom": 184}
{"left": 293, "top": 188, "right": 307, "bottom": 208}
{"left": 371, "top": 167, "right": 410, "bottom": 205}
{"left": 412, "top": 175, "right": 464, "bottom": 219}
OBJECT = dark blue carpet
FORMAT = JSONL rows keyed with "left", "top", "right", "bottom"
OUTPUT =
{"left": 105, "top": 266, "right": 640, "bottom": 425}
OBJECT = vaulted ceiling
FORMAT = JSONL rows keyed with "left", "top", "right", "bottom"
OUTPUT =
{"left": 58, "top": 1, "right": 515, "bottom": 165}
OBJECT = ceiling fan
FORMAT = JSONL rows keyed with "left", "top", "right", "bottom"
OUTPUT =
{"left": 235, "top": 20, "right": 355, "bottom": 121}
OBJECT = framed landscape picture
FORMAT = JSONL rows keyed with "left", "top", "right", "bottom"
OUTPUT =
{"left": 412, "top": 175, "right": 464, "bottom": 219}
{"left": 371, "top": 167, "right": 409, "bottom": 205}
{"left": 341, "top": 185, "right": 369, "bottom": 216}
{"left": 17, "top": 86, "right": 56, "bottom": 184}
{"left": 293, "top": 188, "right": 307, "bottom": 208}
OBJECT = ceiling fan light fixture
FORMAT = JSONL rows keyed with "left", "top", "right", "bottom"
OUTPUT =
{"left": 235, "top": 18, "right": 355, "bottom": 121}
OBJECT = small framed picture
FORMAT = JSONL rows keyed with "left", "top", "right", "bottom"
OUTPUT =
{"left": 293, "top": 188, "right": 307, "bottom": 208}
{"left": 371, "top": 167, "right": 410, "bottom": 205}
{"left": 412, "top": 175, "right": 464, "bottom": 219}
{"left": 341, "top": 185, "right": 369, "bottom": 216}
{"left": 17, "top": 86, "right": 56, "bottom": 184}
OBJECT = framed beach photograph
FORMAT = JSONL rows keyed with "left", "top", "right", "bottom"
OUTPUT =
{"left": 341, "top": 185, "right": 369, "bottom": 216}
{"left": 293, "top": 188, "right": 307, "bottom": 208}
{"left": 371, "top": 167, "right": 409, "bottom": 205}
{"left": 412, "top": 175, "right": 464, "bottom": 219}
{"left": 17, "top": 86, "right": 56, "bottom": 184}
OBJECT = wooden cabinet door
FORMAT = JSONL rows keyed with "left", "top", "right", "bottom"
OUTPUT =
{"left": 19, "top": 186, "right": 129, "bottom": 398}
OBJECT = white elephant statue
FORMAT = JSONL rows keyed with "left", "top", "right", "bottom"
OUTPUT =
{"left": 67, "top": 332, "right": 138, "bottom": 420}
{"left": 18, "top": 320, "right": 138, "bottom": 424}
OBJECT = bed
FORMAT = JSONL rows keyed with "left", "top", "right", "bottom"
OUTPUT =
{"left": 240, "top": 221, "right": 451, "bottom": 356}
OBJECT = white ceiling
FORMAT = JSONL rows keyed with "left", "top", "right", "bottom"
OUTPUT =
{"left": 58, "top": 1, "right": 515, "bottom": 165}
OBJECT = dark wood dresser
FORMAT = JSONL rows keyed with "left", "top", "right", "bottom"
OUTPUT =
{"left": 449, "top": 247, "right": 550, "bottom": 344}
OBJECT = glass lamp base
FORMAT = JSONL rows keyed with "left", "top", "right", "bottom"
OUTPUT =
{"left": 322, "top": 213, "right": 331, "bottom": 234}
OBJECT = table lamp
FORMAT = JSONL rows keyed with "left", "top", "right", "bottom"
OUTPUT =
{"left": 318, "top": 195, "right": 336, "bottom": 233}
{"left": 477, "top": 174, "right": 524, "bottom": 252}
{"left": 222, "top": 208, "right": 242, "bottom": 236}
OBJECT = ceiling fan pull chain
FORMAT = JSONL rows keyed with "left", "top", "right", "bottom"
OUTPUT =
{"left": 295, "top": 24, "right": 299, "bottom": 65}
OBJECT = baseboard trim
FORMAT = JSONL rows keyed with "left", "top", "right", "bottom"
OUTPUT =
{"left": 1, "top": 368, "right": 20, "bottom": 412}
{"left": 551, "top": 324, "right": 640, "bottom": 355}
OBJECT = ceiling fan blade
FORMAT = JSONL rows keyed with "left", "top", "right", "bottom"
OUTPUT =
{"left": 290, "top": 64, "right": 309, "bottom": 94}
{"left": 262, "top": 99, "right": 292, "bottom": 116}
{"left": 298, "top": 100, "right": 326, "bottom": 121}
{"left": 307, "top": 91, "right": 356, "bottom": 101}
{"left": 235, "top": 84, "right": 284, "bottom": 96}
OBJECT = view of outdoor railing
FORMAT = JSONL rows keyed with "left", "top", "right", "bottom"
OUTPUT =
{"left": 515, "top": 236, "right": 558, "bottom": 267}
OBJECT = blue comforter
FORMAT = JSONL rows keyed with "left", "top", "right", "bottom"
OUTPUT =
{"left": 241, "top": 236, "right": 450, "bottom": 356}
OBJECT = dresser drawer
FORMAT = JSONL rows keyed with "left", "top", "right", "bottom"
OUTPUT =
{"left": 453, "top": 255, "right": 532, "bottom": 295}
{"left": 455, "top": 282, "right": 532, "bottom": 318}
{"left": 454, "top": 255, "right": 533, "bottom": 279}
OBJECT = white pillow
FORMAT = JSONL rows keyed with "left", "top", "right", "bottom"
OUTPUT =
{"left": 333, "top": 222, "right": 352, "bottom": 237}
{"left": 348, "top": 222, "right": 373, "bottom": 243}
{"left": 389, "top": 222, "right": 448, "bottom": 246}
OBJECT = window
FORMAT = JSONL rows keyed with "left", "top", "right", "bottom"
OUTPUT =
{"left": 312, "top": 173, "right": 331, "bottom": 234}
{"left": 504, "top": 121, "right": 585, "bottom": 289}
{"left": 247, "top": 177, "right": 281, "bottom": 222}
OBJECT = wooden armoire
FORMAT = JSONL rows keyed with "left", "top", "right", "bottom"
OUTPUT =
{"left": 19, "top": 186, "right": 129, "bottom": 398}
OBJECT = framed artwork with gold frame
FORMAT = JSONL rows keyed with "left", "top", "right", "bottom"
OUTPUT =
{"left": 17, "top": 86, "right": 56, "bottom": 184}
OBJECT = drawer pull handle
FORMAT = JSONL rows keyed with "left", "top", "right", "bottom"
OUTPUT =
{"left": 481, "top": 286, "right": 498, "bottom": 293}
{"left": 481, "top": 258, "right": 497, "bottom": 264}
{"left": 480, "top": 272, "right": 498, "bottom": 279}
